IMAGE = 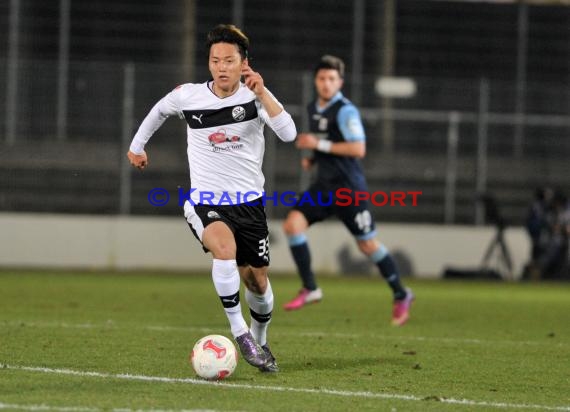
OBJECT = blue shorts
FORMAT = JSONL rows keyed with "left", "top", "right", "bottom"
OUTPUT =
{"left": 292, "top": 184, "right": 377, "bottom": 240}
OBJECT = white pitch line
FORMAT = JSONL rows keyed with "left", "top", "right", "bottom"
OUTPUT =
{"left": 2, "top": 320, "right": 566, "bottom": 348}
{"left": 0, "top": 402, "right": 97, "bottom": 411}
{"left": 0, "top": 402, "right": 226, "bottom": 412}
{"left": 146, "top": 325, "right": 217, "bottom": 333}
{"left": 3, "top": 364, "right": 570, "bottom": 411}
{"left": 297, "top": 332, "right": 561, "bottom": 347}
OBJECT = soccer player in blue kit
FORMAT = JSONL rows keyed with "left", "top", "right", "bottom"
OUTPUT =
{"left": 127, "top": 24, "right": 297, "bottom": 371}
{"left": 282, "top": 55, "right": 414, "bottom": 326}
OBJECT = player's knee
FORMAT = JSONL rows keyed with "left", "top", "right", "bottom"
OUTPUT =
{"left": 282, "top": 218, "right": 293, "bottom": 235}
{"left": 282, "top": 211, "right": 307, "bottom": 235}
{"left": 282, "top": 216, "right": 297, "bottom": 235}
{"left": 210, "top": 243, "right": 237, "bottom": 260}
{"left": 357, "top": 239, "right": 379, "bottom": 256}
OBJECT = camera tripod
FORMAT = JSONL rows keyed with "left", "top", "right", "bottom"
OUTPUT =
{"left": 479, "top": 194, "right": 514, "bottom": 280}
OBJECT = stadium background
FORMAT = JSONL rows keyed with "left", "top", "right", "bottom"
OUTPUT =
{"left": 0, "top": 0, "right": 568, "bottom": 278}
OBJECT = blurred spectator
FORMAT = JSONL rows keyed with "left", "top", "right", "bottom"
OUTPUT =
{"left": 523, "top": 188, "right": 569, "bottom": 280}
{"left": 526, "top": 187, "right": 553, "bottom": 261}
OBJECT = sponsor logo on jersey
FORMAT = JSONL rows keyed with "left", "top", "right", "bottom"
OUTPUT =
{"left": 208, "top": 129, "right": 241, "bottom": 146}
{"left": 192, "top": 114, "right": 204, "bottom": 125}
{"left": 232, "top": 106, "right": 246, "bottom": 121}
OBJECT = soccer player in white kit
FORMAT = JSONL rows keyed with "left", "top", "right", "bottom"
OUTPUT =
{"left": 127, "top": 24, "right": 297, "bottom": 372}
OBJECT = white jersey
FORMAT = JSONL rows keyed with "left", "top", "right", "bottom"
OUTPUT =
{"left": 130, "top": 81, "right": 296, "bottom": 205}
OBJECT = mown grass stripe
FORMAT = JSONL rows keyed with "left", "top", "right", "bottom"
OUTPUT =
{"left": 1, "top": 320, "right": 564, "bottom": 348}
{"left": 4, "top": 364, "right": 570, "bottom": 411}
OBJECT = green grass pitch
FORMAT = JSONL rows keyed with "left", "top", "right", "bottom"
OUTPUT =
{"left": 0, "top": 270, "right": 569, "bottom": 411}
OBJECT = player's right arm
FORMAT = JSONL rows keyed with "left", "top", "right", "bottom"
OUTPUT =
{"left": 127, "top": 85, "right": 184, "bottom": 169}
{"left": 127, "top": 150, "right": 148, "bottom": 170}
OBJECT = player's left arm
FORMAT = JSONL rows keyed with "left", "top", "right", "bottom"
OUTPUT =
{"left": 242, "top": 62, "right": 296, "bottom": 142}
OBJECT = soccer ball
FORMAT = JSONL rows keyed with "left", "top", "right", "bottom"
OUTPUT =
{"left": 190, "top": 334, "right": 238, "bottom": 380}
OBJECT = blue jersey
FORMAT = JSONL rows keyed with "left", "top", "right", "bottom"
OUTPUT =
{"left": 308, "top": 92, "right": 368, "bottom": 191}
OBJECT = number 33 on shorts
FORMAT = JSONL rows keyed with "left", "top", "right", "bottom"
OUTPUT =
{"left": 258, "top": 236, "right": 270, "bottom": 262}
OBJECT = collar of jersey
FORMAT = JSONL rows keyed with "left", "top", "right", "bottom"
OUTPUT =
{"left": 206, "top": 79, "right": 244, "bottom": 99}
{"left": 315, "top": 91, "right": 343, "bottom": 113}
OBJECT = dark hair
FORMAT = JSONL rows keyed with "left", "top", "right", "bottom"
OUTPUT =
{"left": 206, "top": 24, "right": 249, "bottom": 60}
{"left": 314, "top": 55, "right": 345, "bottom": 78}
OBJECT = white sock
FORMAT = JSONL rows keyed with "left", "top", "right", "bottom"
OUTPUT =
{"left": 211, "top": 259, "right": 248, "bottom": 338}
{"left": 245, "top": 280, "right": 273, "bottom": 346}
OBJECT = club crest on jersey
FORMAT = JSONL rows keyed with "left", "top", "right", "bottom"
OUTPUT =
{"left": 232, "top": 106, "right": 246, "bottom": 122}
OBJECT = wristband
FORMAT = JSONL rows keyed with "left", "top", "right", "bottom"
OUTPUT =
{"left": 317, "top": 140, "right": 332, "bottom": 153}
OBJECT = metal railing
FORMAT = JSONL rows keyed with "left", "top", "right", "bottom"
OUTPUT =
{"left": 1, "top": 61, "right": 569, "bottom": 225}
